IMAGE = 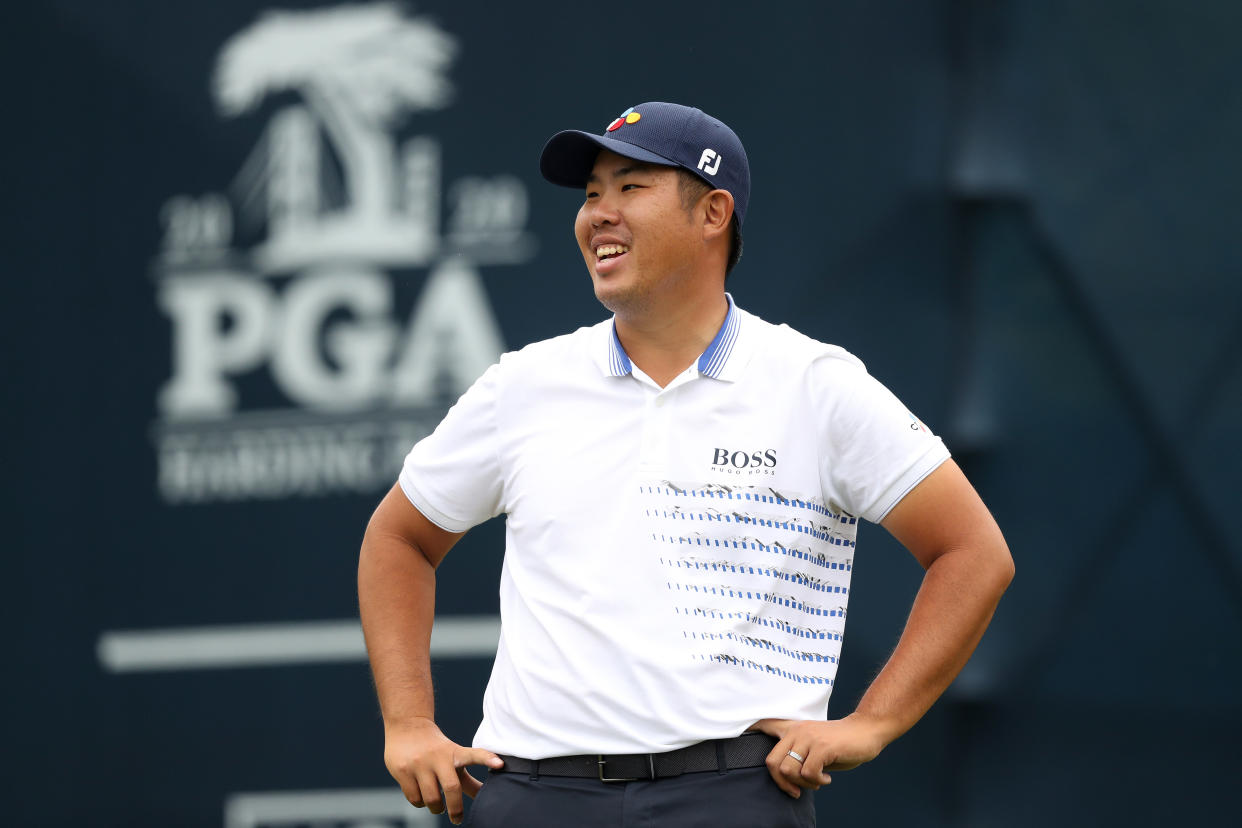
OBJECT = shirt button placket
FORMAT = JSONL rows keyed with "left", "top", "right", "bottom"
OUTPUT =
{"left": 638, "top": 391, "right": 661, "bottom": 473}
{"left": 639, "top": 391, "right": 674, "bottom": 474}
{"left": 653, "top": 392, "right": 673, "bottom": 467}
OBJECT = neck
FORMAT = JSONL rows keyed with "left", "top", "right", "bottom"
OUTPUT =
{"left": 614, "top": 290, "right": 729, "bottom": 388}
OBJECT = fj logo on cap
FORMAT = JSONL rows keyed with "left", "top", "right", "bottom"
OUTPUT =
{"left": 697, "top": 148, "right": 721, "bottom": 175}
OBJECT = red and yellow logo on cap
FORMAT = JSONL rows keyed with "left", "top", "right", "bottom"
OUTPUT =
{"left": 606, "top": 107, "right": 642, "bottom": 132}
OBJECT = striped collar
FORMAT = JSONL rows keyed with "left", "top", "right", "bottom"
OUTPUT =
{"left": 604, "top": 294, "right": 744, "bottom": 380}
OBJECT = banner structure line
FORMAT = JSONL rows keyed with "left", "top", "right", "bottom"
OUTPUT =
{"left": 96, "top": 616, "right": 500, "bottom": 673}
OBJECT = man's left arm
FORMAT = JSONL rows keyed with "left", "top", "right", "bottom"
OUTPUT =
{"left": 751, "top": 459, "right": 1014, "bottom": 798}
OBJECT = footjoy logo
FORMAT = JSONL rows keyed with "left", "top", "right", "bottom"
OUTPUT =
{"left": 712, "top": 448, "right": 777, "bottom": 469}
{"left": 697, "top": 148, "right": 721, "bottom": 176}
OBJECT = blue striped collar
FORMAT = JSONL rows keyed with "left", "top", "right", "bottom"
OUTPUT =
{"left": 696, "top": 294, "right": 741, "bottom": 378}
{"left": 607, "top": 323, "right": 633, "bottom": 375}
{"left": 605, "top": 294, "right": 742, "bottom": 380}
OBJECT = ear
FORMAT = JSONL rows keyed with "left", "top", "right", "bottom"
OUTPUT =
{"left": 701, "top": 190, "right": 735, "bottom": 241}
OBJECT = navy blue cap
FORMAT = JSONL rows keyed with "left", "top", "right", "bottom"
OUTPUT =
{"left": 539, "top": 102, "right": 751, "bottom": 227}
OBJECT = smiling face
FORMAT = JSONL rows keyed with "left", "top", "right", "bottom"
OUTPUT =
{"left": 574, "top": 149, "right": 705, "bottom": 317}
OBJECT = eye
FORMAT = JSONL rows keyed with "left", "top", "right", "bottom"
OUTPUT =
{"left": 621, "top": 183, "right": 641, "bottom": 191}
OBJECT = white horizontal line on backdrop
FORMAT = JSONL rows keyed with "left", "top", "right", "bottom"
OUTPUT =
{"left": 96, "top": 616, "right": 499, "bottom": 673}
{"left": 224, "top": 788, "right": 427, "bottom": 828}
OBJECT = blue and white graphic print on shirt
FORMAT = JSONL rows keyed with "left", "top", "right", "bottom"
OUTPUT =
{"left": 643, "top": 480, "right": 857, "bottom": 687}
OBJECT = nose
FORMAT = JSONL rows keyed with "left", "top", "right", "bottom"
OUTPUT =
{"left": 585, "top": 190, "right": 620, "bottom": 228}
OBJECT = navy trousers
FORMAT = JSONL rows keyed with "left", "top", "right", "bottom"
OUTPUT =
{"left": 466, "top": 765, "right": 816, "bottom": 827}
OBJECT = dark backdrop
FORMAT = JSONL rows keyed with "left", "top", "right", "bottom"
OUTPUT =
{"left": 8, "top": 1, "right": 1240, "bottom": 825}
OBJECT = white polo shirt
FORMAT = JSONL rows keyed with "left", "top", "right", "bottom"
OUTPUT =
{"left": 399, "top": 297, "right": 949, "bottom": 758}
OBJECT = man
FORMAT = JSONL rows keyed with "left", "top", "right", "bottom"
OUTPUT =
{"left": 358, "top": 102, "right": 1013, "bottom": 826}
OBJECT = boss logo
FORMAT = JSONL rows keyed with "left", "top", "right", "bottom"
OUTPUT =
{"left": 712, "top": 448, "right": 777, "bottom": 469}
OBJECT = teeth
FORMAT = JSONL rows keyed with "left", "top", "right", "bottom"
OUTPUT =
{"left": 595, "top": 244, "right": 630, "bottom": 259}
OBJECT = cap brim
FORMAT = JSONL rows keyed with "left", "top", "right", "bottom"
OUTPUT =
{"left": 539, "top": 130, "right": 680, "bottom": 188}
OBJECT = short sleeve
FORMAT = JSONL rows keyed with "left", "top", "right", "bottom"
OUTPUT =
{"left": 814, "top": 356, "right": 951, "bottom": 523}
{"left": 398, "top": 362, "right": 505, "bottom": 532}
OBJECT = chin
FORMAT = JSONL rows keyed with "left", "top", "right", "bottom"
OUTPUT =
{"left": 593, "top": 284, "right": 621, "bottom": 313}
{"left": 594, "top": 283, "right": 650, "bottom": 318}
{"left": 592, "top": 277, "right": 626, "bottom": 311}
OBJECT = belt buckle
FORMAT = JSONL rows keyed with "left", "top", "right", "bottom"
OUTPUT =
{"left": 597, "top": 754, "right": 654, "bottom": 782}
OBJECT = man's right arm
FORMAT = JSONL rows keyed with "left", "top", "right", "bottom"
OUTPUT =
{"left": 357, "top": 482, "right": 503, "bottom": 825}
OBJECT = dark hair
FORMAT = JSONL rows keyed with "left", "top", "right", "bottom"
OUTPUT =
{"left": 678, "top": 171, "right": 743, "bottom": 276}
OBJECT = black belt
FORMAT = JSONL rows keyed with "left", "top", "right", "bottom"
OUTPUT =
{"left": 494, "top": 732, "right": 777, "bottom": 782}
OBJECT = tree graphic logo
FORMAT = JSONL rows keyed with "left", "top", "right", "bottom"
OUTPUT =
{"left": 214, "top": 2, "right": 455, "bottom": 271}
